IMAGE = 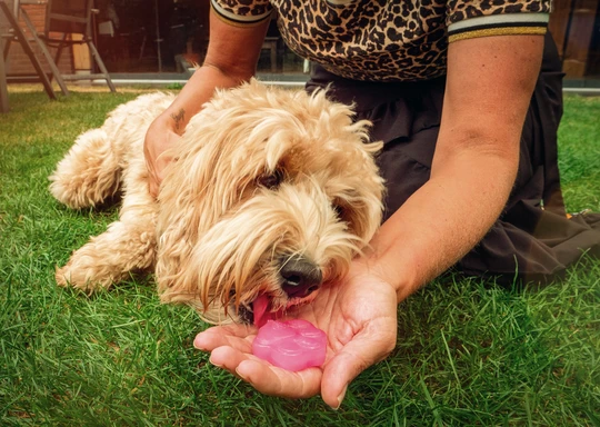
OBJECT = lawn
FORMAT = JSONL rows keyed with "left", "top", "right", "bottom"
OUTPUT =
{"left": 0, "top": 87, "right": 599, "bottom": 426}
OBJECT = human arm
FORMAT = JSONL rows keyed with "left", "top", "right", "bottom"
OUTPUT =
{"left": 144, "top": 9, "right": 269, "bottom": 196}
{"left": 193, "top": 34, "right": 545, "bottom": 408}
{"left": 371, "top": 34, "right": 544, "bottom": 300}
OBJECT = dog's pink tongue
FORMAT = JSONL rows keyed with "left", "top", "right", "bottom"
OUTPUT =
{"left": 253, "top": 294, "right": 271, "bottom": 328}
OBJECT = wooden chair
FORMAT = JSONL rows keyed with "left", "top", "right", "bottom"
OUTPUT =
{"left": 40, "top": 0, "right": 115, "bottom": 91}
{"left": 0, "top": 0, "right": 63, "bottom": 111}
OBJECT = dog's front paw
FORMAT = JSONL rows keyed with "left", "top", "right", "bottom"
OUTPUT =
{"left": 55, "top": 260, "right": 115, "bottom": 293}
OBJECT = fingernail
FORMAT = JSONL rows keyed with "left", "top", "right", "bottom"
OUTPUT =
{"left": 209, "top": 357, "right": 222, "bottom": 368}
{"left": 332, "top": 385, "right": 348, "bottom": 410}
{"left": 193, "top": 335, "right": 207, "bottom": 350}
{"left": 235, "top": 367, "right": 248, "bottom": 381}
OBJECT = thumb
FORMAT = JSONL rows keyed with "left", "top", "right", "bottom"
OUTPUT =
{"left": 320, "top": 324, "right": 396, "bottom": 409}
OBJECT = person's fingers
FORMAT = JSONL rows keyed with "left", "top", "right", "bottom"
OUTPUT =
{"left": 194, "top": 325, "right": 256, "bottom": 353}
{"left": 148, "top": 179, "right": 159, "bottom": 198}
{"left": 320, "top": 323, "right": 396, "bottom": 409}
{"left": 144, "top": 146, "right": 161, "bottom": 198}
{"left": 235, "top": 359, "right": 322, "bottom": 399}
{"left": 208, "top": 345, "right": 254, "bottom": 375}
{"left": 203, "top": 342, "right": 322, "bottom": 400}
{"left": 207, "top": 347, "right": 322, "bottom": 399}
{"left": 144, "top": 127, "right": 180, "bottom": 198}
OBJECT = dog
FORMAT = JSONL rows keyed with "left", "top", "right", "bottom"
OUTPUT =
{"left": 49, "top": 79, "right": 384, "bottom": 325}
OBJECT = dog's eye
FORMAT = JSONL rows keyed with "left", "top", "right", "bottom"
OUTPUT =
{"left": 258, "top": 169, "right": 284, "bottom": 189}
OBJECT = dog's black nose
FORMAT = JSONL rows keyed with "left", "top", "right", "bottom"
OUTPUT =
{"left": 280, "top": 256, "right": 322, "bottom": 299}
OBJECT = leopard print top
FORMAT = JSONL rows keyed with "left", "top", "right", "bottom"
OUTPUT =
{"left": 211, "top": 0, "right": 551, "bottom": 82}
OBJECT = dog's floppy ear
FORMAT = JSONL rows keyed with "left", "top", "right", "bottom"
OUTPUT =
{"left": 154, "top": 173, "right": 206, "bottom": 307}
{"left": 154, "top": 131, "right": 231, "bottom": 308}
{"left": 154, "top": 82, "right": 282, "bottom": 308}
{"left": 153, "top": 99, "right": 226, "bottom": 307}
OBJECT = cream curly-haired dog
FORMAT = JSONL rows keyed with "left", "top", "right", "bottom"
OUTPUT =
{"left": 50, "top": 80, "right": 384, "bottom": 325}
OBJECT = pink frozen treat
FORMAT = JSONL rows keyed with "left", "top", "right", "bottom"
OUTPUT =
{"left": 252, "top": 319, "right": 327, "bottom": 371}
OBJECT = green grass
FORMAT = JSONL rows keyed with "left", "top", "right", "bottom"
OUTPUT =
{"left": 1, "top": 88, "right": 599, "bottom": 426}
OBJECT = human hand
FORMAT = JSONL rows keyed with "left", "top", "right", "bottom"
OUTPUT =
{"left": 193, "top": 260, "right": 399, "bottom": 409}
{"left": 143, "top": 117, "right": 181, "bottom": 198}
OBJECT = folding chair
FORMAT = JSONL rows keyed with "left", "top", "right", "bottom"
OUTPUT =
{"left": 0, "top": 0, "right": 62, "bottom": 111}
{"left": 40, "top": 0, "right": 115, "bottom": 92}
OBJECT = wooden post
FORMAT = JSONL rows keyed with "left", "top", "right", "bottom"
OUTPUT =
{"left": 549, "top": 0, "right": 575, "bottom": 59}
{"left": 0, "top": 47, "right": 9, "bottom": 112}
{"left": 562, "top": 0, "right": 600, "bottom": 78}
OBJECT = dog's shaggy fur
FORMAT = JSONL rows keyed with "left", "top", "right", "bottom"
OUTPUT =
{"left": 50, "top": 80, "right": 384, "bottom": 324}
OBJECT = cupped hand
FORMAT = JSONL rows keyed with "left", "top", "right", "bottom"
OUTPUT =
{"left": 143, "top": 118, "right": 181, "bottom": 198}
{"left": 193, "top": 260, "right": 399, "bottom": 409}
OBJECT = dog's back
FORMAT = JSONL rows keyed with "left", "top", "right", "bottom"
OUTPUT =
{"left": 49, "top": 92, "right": 175, "bottom": 209}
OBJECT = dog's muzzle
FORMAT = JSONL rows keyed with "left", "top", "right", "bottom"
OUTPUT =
{"left": 279, "top": 255, "right": 322, "bottom": 299}
{"left": 234, "top": 255, "right": 324, "bottom": 326}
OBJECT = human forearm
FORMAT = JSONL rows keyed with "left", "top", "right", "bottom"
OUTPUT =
{"left": 366, "top": 35, "right": 544, "bottom": 301}
{"left": 367, "top": 145, "right": 518, "bottom": 301}
{"left": 153, "top": 8, "right": 269, "bottom": 134}
{"left": 153, "top": 66, "right": 248, "bottom": 134}
{"left": 144, "top": 11, "right": 269, "bottom": 196}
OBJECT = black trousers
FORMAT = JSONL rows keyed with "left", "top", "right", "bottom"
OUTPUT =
{"left": 306, "top": 33, "right": 600, "bottom": 284}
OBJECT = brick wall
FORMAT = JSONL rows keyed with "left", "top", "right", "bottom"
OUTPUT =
{"left": 5, "top": 4, "right": 74, "bottom": 76}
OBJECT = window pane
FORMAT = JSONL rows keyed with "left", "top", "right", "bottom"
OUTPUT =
{"left": 87, "top": 0, "right": 599, "bottom": 88}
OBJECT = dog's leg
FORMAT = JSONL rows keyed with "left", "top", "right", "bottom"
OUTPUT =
{"left": 49, "top": 92, "right": 176, "bottom": 210}
{"left": 55, "top": 216, "right": 156, "bottom": 291}
{"left": 56, "top": 162, "right": 158, "bottom": 291}
{"left": 49, "top": 128, "right": 122, "bottom": 209}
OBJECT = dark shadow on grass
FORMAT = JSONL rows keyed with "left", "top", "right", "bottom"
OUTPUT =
{"left": 49, "top": 190, "right": 123, "bottom": 216}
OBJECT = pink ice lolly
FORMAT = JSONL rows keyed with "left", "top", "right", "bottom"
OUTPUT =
{"left": 252, "top": 319, "right": 327, "bottom": 371}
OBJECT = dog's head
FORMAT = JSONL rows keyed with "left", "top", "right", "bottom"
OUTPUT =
{"left": 156, "top": 79, "right": 384, "bottom": 325}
